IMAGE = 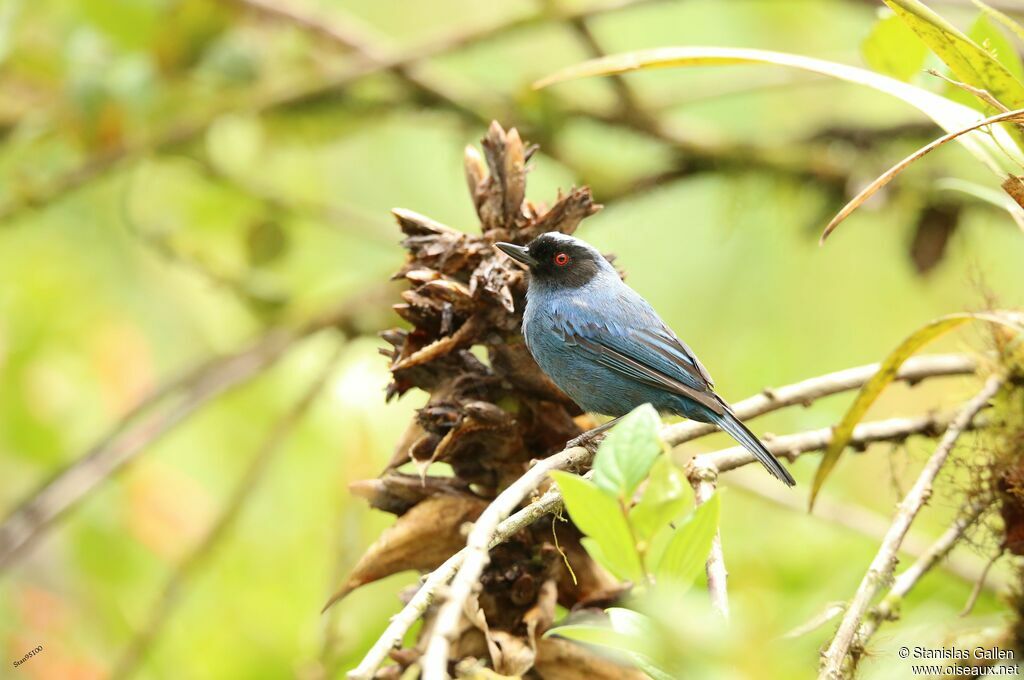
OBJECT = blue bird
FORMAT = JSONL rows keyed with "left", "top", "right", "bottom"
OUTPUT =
{"left": 495, "top": 233, "right": 795, "bottom": 487}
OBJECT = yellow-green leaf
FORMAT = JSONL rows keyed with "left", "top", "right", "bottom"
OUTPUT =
{"left": 592, "top": 403, "right": 663, "bottom": 501}
{"left": 551, "top": 472, "right": 644, "bottom": 582}
{"left": 972, "top": 0, "right": 1024, "bottom": 45}
{"left": 629, "top": 456, "right": 690, "bottom": 542}
{"left": 862, "top": 12, "right": 928, "bottom": 82}
{"left": 654, "top": 493, "right": 720, "bottom": 591}
{"left": 883, "top": 0, "right": 1024, "bottom": 112}
{"left": 809, "top": 311, "right": 1024, "bottom": 508}
{"left": 534, "top": 46, "right": 1021, "bottom": 176}
{"left": 970, "top": 14, "right": 1024, "bottom": 83}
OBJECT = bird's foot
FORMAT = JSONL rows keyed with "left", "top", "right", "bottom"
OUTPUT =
{"left": 566, "top": 416, "right": 623, "bottom": 452}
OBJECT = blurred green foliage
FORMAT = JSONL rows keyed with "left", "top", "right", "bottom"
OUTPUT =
{"left": 2, "top": 1, "right": 1024, "bottom": 679}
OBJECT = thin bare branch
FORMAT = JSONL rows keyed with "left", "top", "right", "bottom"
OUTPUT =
{"left": 111, "top": 345, "right": 344, "bottom": 679}
{"left": 819, "top": 374, "right": 1003, "bottom": 680}
{"left": 663, "top": 352, "right": 977, "bottom": 447}
{"left": 0, "top": 290, "right": 393, "bottom": 571}
{"left": 851, "top": 499, "right": 991, "bottom": 659}
{"left": 420, "top": 446, "right": 591, "bottom": 679}
{"left": 346, "top": 485, "right": 567, "bottom": 680}
{"left": 349, "top": 354, "right": 979, "bottom": 679}
{"left": 689, "top": 462, "right": 729, "bottom": 617}
{"left": 0, "top": 0, "right": 666, "bottom": 225}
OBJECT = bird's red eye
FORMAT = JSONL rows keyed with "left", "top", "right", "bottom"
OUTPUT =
{"left": 553, "top": 252, "right": 570, "bottom": 266}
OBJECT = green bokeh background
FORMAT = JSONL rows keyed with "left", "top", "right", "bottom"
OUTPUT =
{"left": 1, "top": 1, "right": 1023, "bottom": 678}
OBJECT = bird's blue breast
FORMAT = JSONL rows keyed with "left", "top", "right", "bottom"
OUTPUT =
{"left": 523, "top": 279, "right": 706, "bottom": 419}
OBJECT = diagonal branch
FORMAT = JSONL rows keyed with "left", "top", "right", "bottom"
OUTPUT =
{"left": 348, "top": 354, "right": 979, "bottom": 678}
{"left": 850, "top": 499, "right": 991, "bottom": 662}
{"left": 819, "top": 374, "right": 1004, "bottom": 680}
{"left": 419, "top": 445, "right": 591, "bottom": 679}
{"left": 110, "top": 345, "right": 344, "bottom": 680}
{"left": 0, "top": 0, "right": 666, "bottom": 225}
{"left": 0, "top": 290, "right": 393, "bottom": 572}
{"left": 689, "top": 462, "right": 729, "bottom": 617}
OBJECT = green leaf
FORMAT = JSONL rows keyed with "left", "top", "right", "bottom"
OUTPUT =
{"left": 970, "top": 14, "right": 1024, "bottom": 82}
{"left": 862, "top": 12, "right": 928, "bottom": 81}
{"left": 972, "top": 0, "right": 1024, "bottom": 45}
{"left": 547, "top": 615, "right": 675, "bottom": 680}
{"left": 629, "top": 456, "right": 690, "bottom": 542}
{"left": 654, "top": 493, "right": 720, "bottom": 590}
{"left": 550, "top": 472, "right": 644, "bottom": 583}
{"left": 206, "top": 113, "right": 264, "bottom": 179}
{"left": 883, "top": 0, "right": 1024, "bottom": 114}
{"left": 592, "top": 403, "right": 662, "bottom": 500}
{"left": 534, "top": 46, "right": 1021, "bottom": 179}
{"left": 810, "top": 311, "right": 1024, "bottom": 508}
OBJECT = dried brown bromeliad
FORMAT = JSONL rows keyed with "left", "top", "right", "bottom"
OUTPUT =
{"left": 328, "top": 122, "right": 644, "bottom": 678}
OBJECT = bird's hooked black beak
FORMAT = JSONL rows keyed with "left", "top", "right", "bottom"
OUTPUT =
{"left": 494, "top": 242, "right": 538, "bottom": 267}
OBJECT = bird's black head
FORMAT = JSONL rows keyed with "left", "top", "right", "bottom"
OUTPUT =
{"left": 495, "top": 232, "right": 610, "bottom": 289}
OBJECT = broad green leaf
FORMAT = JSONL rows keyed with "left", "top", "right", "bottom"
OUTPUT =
{"left": 820, "top": 107, "right": 1024, "bottom": 241}
{"left": 592, "top": 403, "right": 662, "bottom": 500}
{"left": 629, "top": 456, "right": 690, "bottom": 542}
{"left": 862, "top": 12, "right": 928, "bottom": 81}
{"left": 970, "top": 14, "right": 1024, "bottom": 83}
{"left": 810, "top": 311, "right": 1024, "bottom": 508}
{"left": 935, "top": 177, "right": 1024, "bottom": 230}
{"left": 883, "top": 0, "right": 1024, "bottom": 118}
{"left": 972, "top": 0, "right": 1024, "bottom": 45}
{"left": 0, "top": 0, "right": 20, "bottom": 66}
{"left": 644, "top": 522, "right": 675, "bottom": 574}
{"left": 206, "top": 113, "right": 264, "bottom": 179}
{"left": 547, "top": 616, "right": 675, "bottom": 680}
{"left": 654, "top": 493, "right": 720, "bottom": 590}
{"left": 551, "top": 472, "right": 644, "bottom": 582}
{"left": 534, "top": 46, "right": 1022, "bottom": 179}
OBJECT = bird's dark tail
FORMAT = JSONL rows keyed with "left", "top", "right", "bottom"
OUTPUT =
{"left": 711, "top": 410, "right": 796, "bottom": 487}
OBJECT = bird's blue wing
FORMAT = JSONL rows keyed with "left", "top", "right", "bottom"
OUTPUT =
{"left": 550, "top": 313, "right": 725, "bottom": 416}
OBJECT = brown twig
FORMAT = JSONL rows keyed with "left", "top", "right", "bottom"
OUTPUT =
{"left": 689, "top": 461, "right": 729, "bottom": 617}
{"left": 349, "top": 354, "right": 979, "bottom": 678}
{"left": 663, "top": 352, "right": 977, "bottom": 447}
{"left": 420, "top": 446, "right": 592, "bottom": 679}
{"left": 819, "top": 374, "right": 1003, "bottom": 680}
{"left": 0, "top": 0, "right": 667, "bottom": 226}
{"left": 850, "top": 499, "right": 991, "bottom": 660}
{"left": 346, "top": 485, "right": 568, "bottom": 680}
{"left": 111, "top": 345, "right": 344, "bottom": 679}
{"left": 0, "top": 291, "right": 392, "bottom": 571}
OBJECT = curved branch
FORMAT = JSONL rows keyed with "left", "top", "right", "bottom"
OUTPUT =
{"left": 350, "top": 354, "right": 978, "bottom": 678}
{"left": 419, "top": 446, "right": 591, "bottom": 679}
{"left": 0, "top": 293, "right": 390, "bottom": 571}
{"left": 819, "top": 374, "right": 1003, "bottom": 680}
{"left": 111, "top": 346, "right": 344, "bottom": 679}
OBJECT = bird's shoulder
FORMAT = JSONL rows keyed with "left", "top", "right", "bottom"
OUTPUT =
{"left": 539, "top": 284, "right": 716, "bottom": 391}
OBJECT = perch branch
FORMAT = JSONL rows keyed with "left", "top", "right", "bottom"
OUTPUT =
{"left": 692, "top": 410, "right": 987, "bottom": 475}
{"left": 111, "top": 346, "right": 343, "bottom": 679}
{"left": 663, "top": 352, "right": 976, "bottom": 447}
{"left": 819, "top": 374, "right": 1003, "bottom": 680}
{"left": 420, "top": 446, "right": 591, "bottom": 679}
{"left": 727, "top": 473, "right": 1005, "bottom": 593}
{"left": 851, "top": 499, "right": 991, "bottom": 660}
{"left": 689, "top": 462, "right": 729, "bottom": 617}
{"left": 0, "top": 290, "right": 392, "bottom": 572}
{"left": 347, "top": 485, "right": 571, "bottom": 680}
{"left": 350, "top": 354, "right": 977, "bottom": 678}
{"left": 0, "top": 0, "right": 666, "bottom": 225}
